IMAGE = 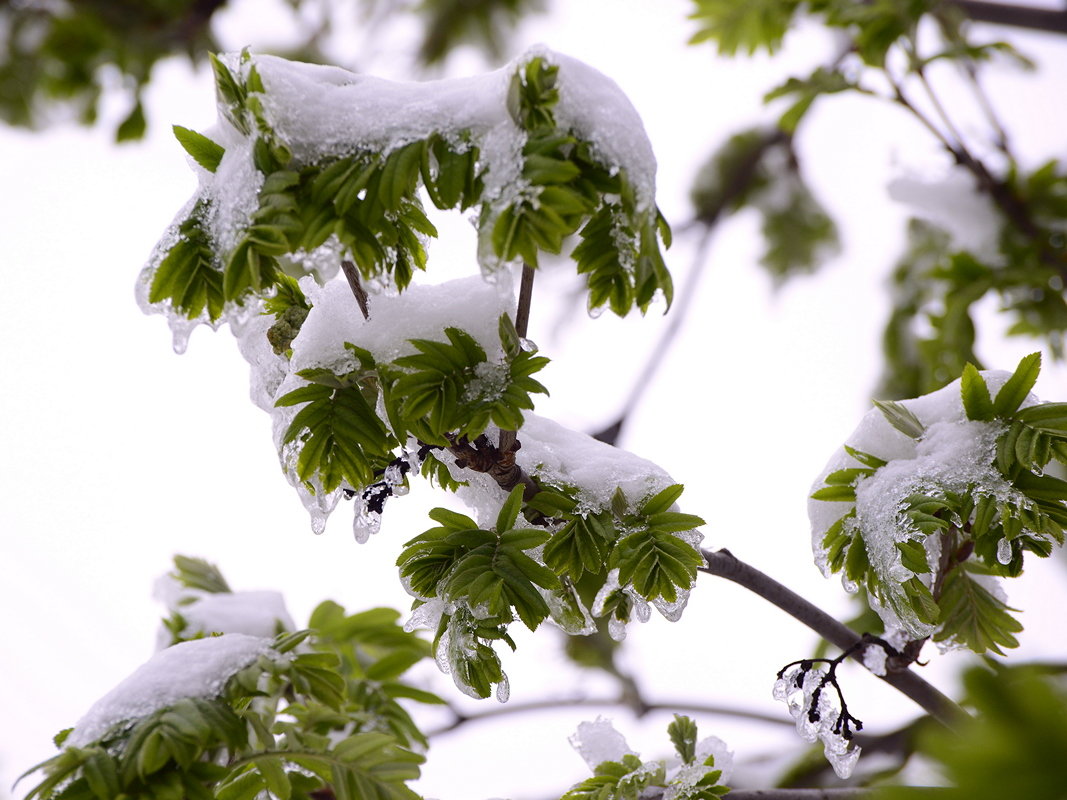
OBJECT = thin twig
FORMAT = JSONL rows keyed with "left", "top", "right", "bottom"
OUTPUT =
{"left": 699, "top": 548, "right": 968, "bottom": 730}
{"left": 952, "top": 0, "right": 1067, "bottom": 34}
{"left": 593, "top": 225, "right": 716, "bottom": 444}
{"left": 428, "top": 696, "right": 793, "bottom": 738}
{"left": 499, "top": 262, "right": 536, "bottom": 454}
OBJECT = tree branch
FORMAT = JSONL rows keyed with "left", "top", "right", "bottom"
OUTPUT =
{"left": 699, "top": 548, "right": 968, "bottom": 730}
{"left": 427, "top": 695, "right": 793, "bottom": 738}
{"left": 952, "top": 1, "right": 1067, "bottom": 35}
{"left": 499, "top": 262, "right": 536, "bottom": 454}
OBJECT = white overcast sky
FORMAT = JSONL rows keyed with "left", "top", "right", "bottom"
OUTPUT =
{"left": 2, "top": 2, "right": 1067, "bottom": 798}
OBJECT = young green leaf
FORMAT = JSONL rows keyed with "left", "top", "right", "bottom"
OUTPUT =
{"left": 172, "top": 125, "right": 225, "bottom": 172}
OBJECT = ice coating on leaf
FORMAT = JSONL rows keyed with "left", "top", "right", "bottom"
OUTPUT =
{"left": 67, "top": 634, "right": 273, "bottom": 747}
{"left": 809, "top": 371, "right": 1034, "bottom": 637}
{"left": 569, "top": 718, "right": 637, "bottom": 770}
{"left": 232, "top": 309, "right": 289, "bottom": 412}
{"left": 664, "top": 735, "right": 733, "bottom": 799}
{"left": 997, "top": 536, "right": 1012, "bottom": 564}
{"left": 591, "top": 568, "right": 652, "bottom": 642}
{"left": 403, "top": 598, "right": 445, "bottom": 633}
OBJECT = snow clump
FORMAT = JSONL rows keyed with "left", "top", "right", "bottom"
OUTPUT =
{"left": 809, "top": 371, "right": 1034, "bottom": 639}
{"left": 67, "top": 634, "right": 274, "bottom": 747}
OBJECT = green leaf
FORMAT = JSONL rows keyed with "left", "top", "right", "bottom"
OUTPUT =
{"left": 640, "top": 484, "right": 685, "bottom": 515}
{"left": 496, "top": 485, "right": 525, "bottom": 533}
{"left": 688, "top": 0, "right": 801, "bottom": 55}
{"left": 873, "top": 398, "right": 924, "bottom": 439}
{"left": 171, "top": 555, "right": 231, "bottom": 594}
{"left": 961, "top": 362, "right": 995, "bottom": 420}
{"left": 115, "top": 100, "right": 146, "bottom": 142}
{"left": 276, "top": 376, "right": 398, "bottom": 493}
{"left": 172, "top": 125, "right": 225, "bottom": 172}
{"left": 668, "top": 715, "right": 699, "bottom": 765}
{"left": 933, "top": 568, "right": 1022, "bottom": 655}
{"left": 994, "top": 352, "right": 1042, "bottom": 416}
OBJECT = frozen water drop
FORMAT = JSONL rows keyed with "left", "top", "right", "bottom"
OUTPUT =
{"left": 587, "top": 304, "right": 605, "bottom": 320}
{"left": 353, "top": 498, "right": 382, "bottom": 544}
{"left": 310, "top": 513, "right": 327, "bottom": 535}
{"left": 997, "top": 537, "right": 1012, "bottom": 565}
{"left": 607, "top": 616, "right": 627, "bottom": 642}
{"left": 518, "top": 337, "right": 538, "bottom": 353}
{"left": 495, "top": 673, "right": 510, "bottom": 703}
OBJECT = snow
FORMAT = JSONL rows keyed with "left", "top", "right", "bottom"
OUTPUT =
{"left": 568, "top": 717, "right": 636, "bottom": 770}
{"left": 67, "top": 634, "right": 274, "bottom": 747}
{"left": 888, "top": 166, "right": 1000, "bottom": 259}
{"left": 515, "top": 413, "right": 677, "bottom": 513}
{"left": 289, "top": 274, "right": 513, "bottom": 374}
{"left": 173, "top": 591, "right": 294, "bottom": 639}
{"left": 809, "top": 371, "right": 1036, "bottom": 638}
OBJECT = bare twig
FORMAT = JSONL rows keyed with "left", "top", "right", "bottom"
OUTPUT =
{"left": 699, "top": 548, "right": 968, "bottom": 729}
{"left": 499, "top": 262, "right": 536, "bottom": 454}
{"left": 428, "top": 695, "right": 793, "bottom": 738}
{"left": 593, "top": 225, "right": 716, "bottom": 444}
{"left": 952, "top": 0, "right": 1067, "bottom": 34}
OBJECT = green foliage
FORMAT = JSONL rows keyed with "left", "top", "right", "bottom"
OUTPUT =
{"left": 689, "top": 128, "right": 838, "bottom": 283}
{"left": 170, "top": 555, "right": 232, "bottom": 594}
{"left": 397, "top": 488, "right": 560, "bottom": 634}
{"left": 147, "top": 204, "right": 225, "bottom": 323}
{"left": 172, "top": 126, "right": 225, "bottom": 173}
{"left": 561, "top": 716, "right": 729, "bottom": 800}
{"left": 276, "top": 365, "right": 400, "bottom": 494}
{"left": 384, "top": 321, "right": 550, "bottom": 445}
{"left": 498, "top": 57, "right": 674, "bottom": 315}
{"left": 813, "top": 355, "right": 1067, "bottom": 654}
{"left": 878, "top": 665, "right": 1067, "bottom": 800}
{"left": 0, "top": 1, "right": 218, "bottom": 140}
{"left": 689, "top": 0, "right": 802, "bottom": 54}
{"left": 23, "top": 558, "right": 437, "bottom": 800}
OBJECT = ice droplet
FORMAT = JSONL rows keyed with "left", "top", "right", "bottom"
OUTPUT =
{"left": 495, "top": 673, "right": 510, "bottom": 703}
{"left": 652, "top": 588, "right": 690, "bottom": 622}
{"left": 607, "top": 616, "right": 627, "bottom": 642}
{"left": 518, "top": 337, "right": 539, "bottom": 353}
{"left": 997, "top": 537, "right": 1012, "bottom": 565}
{"left": 169, "top": 317, "right": 197, "bottom": 355}
{"left": 352, "top": 495, "right": 382, "bottom": 544}
{"left": 310, "top": 513, "right": 327, "bottom": 535}
{"left": 587, "top": 304, "right": 605, "bottom": 319}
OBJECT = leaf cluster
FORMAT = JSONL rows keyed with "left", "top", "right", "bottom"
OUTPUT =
{"left": 560, "top": 716, "right": 729, "bottom": 800}
{"left": 813, "top": 354, "right": 1067, "bottom": 654}
{"left": 275, "top": 319, "right": 548, "bottom": 497}
{"left": 152, "top": 53, "right": 675, "bottom": 327}
{"left": 689, "top": 127, "right": 838, "bottom": 283}
{"left": 24, "top": 557, "right": 438, "bottom": 800}
{"left": 383, "top": 319, "right": 549, "bottom": 446}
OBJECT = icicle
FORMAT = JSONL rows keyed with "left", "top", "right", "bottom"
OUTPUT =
{"left": 495, "top": 673, "right": 510, "bottom": 703}
{"left": 352, "top": 494, "right": 382, "bottom": 544}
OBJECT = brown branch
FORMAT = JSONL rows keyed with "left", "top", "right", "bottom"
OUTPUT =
{"left": 428, "top": 695, "right": 793, "bottom": 738}
{"left": 699, "top": 548, "right": 968, "bottom": 730}
{"left": 447, "top": 433, "right": 540, "bottom": 500}
{"left": 499, "top": 262, "right": 536, "bottom": 455}
{"left": 952, "top": 0, "right": 1067, "bottom": 34}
